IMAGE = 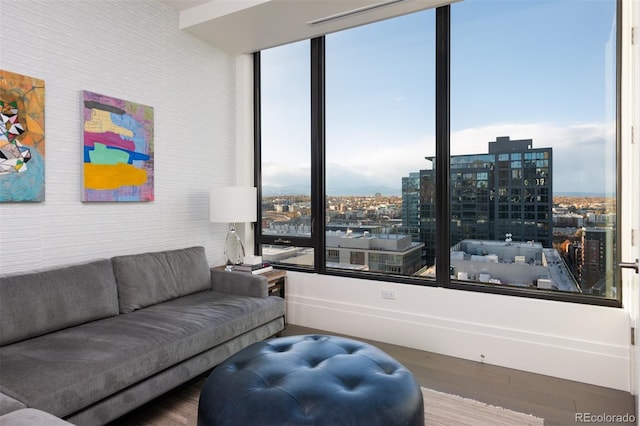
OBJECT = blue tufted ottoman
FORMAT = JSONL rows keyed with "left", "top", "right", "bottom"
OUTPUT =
{"left": 197, "top": 334, "right": 424, "bottom": 426}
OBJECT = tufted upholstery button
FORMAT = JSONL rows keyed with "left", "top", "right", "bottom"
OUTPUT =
{"left": 198, "top": 334, "right": 424, "bottom": 426}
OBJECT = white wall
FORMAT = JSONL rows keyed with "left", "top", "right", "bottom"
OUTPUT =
{"left": 287, "top": 271, "right": 631, "bottom": 391}
{"left": 0, "top": 0, "right": 237, "bottom": 272}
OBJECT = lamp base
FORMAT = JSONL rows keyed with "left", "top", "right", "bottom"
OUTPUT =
{"left": 224, "top": 223, "right": 246, "bottom": 265}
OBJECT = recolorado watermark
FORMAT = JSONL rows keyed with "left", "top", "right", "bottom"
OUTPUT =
{"left": 575, "top": 412, "right": 635, "bottom": 423}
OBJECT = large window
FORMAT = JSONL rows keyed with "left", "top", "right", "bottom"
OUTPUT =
{"left": 448, "top": 0, "right": 618, "bottom": 299}
{"left": 325, "top": 10, "right": 435, "bottom": 276}
{"left": 256, "top": 0, "right": 620, "bottom": 306}
{"left": 258, "top": 40, "right": 315, "bottom": 267}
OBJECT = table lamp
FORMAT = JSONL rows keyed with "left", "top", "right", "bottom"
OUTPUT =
{"left": 209, "top": 186, "right": 257, "bottom": 265}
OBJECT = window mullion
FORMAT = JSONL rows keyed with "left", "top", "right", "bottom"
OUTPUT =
{"left": 253, "top": 51, "right": 262, "bottom": 247}
{"left": 311, "top": 36, "right": 326, "bottom": 272}
{"left": 435, "top": 5, "right": 451, "bottom": 288}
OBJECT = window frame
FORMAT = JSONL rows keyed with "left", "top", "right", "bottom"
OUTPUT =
{"left": 254, "top": 2, "right": 622, "bottom": 308}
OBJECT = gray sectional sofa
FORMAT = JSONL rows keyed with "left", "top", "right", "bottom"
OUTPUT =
{"left": 0, "top": 246, "right": 285, "bottom": 425}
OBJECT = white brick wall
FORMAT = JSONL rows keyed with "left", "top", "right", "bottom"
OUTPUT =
{"left": 0, "top": 0, "right": 237, "bottom": 272}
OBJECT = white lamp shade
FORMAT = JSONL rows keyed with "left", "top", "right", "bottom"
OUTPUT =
{"left": 209, "top": 186, "right": 257, "bottom": 223}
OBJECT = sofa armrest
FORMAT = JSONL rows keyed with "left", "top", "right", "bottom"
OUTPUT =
{"left": 0, "top": 409, "right": 74, "bottom": 426}
{"left": 210, "top": 269, "right": 268, "bottom": 298}
{"left": 0, "top": 392, "right": 26, "bottom": 416}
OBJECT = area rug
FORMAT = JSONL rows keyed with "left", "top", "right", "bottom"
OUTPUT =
{"left": 422, "top": 387, "right": 544, "bottom": 426}
{"left": 112, "top": 380, "right": 545, "bottom": 425}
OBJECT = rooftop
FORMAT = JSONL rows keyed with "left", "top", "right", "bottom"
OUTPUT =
{"left": 421, "top": 239, "right": 580, "bottom": 292}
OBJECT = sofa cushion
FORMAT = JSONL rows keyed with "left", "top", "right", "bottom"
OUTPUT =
{"left": 0, "top": 392, "right": 26, "bottom": 416}
{"left": 111, "top": 246, "right": 211, "bottom": 313}
{"left": 0, "top": 290, "right": 285, "bottom": 418}
{"left": 0, "top": 259, "right": 119, "bottom": 346}
{"left": 0, "top": 409, "right": 73, "bottom": 426}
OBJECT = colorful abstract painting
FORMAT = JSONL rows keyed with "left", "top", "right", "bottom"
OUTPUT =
{"left": 82, "top": 91, "right": 154, "bottom": 202}
{"left": 0, "top": 69, "right": 45, "bottom": 202}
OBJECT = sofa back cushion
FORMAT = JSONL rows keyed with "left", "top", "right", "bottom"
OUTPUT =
{"left": 0, "top": 259, "right": 119, "bottom": 346}
{"left": 111, "top": 246, "right": 211, "bottom": 313}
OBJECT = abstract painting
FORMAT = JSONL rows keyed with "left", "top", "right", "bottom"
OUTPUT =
{"left": 0, "top": 69, "right": 45, "bottom": 202}
{"left": 82, "top": 90, "right": 154, "bottom": 202}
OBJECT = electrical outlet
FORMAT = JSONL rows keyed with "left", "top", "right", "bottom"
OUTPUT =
{"left": 381, "top": 289, "right": 396, "bottom": 300}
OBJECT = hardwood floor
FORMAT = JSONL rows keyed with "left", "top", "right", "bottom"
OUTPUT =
{"left": 112, "top": 324, "right": 635, "bottom": 426}
{"left": 283, "top": 325, "right": 635, "bottom": 426}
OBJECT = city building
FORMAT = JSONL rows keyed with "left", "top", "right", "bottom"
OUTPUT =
{"left": 580, "top": 227, "right": 615, "bottom": 295}
{"left": 400, "top": 172, "right": 421, "bottom": 241}
{"left": 411, "top": 136, "right": 552, "bottom": 263}
{"left": 553, "top": 213, "right": 585, "bottom": 228}
{"left": 326, "top": 230, "right": 424, "bottom": 275}
{"left": 263, "top": 227, "right": 425, "bottom": 275}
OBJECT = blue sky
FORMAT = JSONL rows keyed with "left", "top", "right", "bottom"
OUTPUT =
{"left": 261, "top": 0, "right": 617, "bottom": 196}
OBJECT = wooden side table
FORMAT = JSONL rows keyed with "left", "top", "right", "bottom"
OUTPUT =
{"left": 213, "top": 265, "right": 286, "bottom": 299}
{"left": 262, "top": 269, "right": 286, "bottom": 299}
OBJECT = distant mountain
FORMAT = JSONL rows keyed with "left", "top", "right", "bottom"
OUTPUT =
{"left": 327, "top": 185, "right": 401, "bottom": 196}
{"left": 555, "top": 192, "right": 613, "bottom": 197}
{"left": 262, "top": 185, "right": 401, "bottom": 197}
{"left": 262, "top": 187, "right": 610, "bottom": 198}
{"left": 261, "top": 185, "right": 310, "bottom": 196}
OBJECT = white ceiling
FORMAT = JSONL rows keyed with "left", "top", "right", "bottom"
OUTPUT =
{"left": 160, "top": 0, "right": 455, "bottom": 55}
